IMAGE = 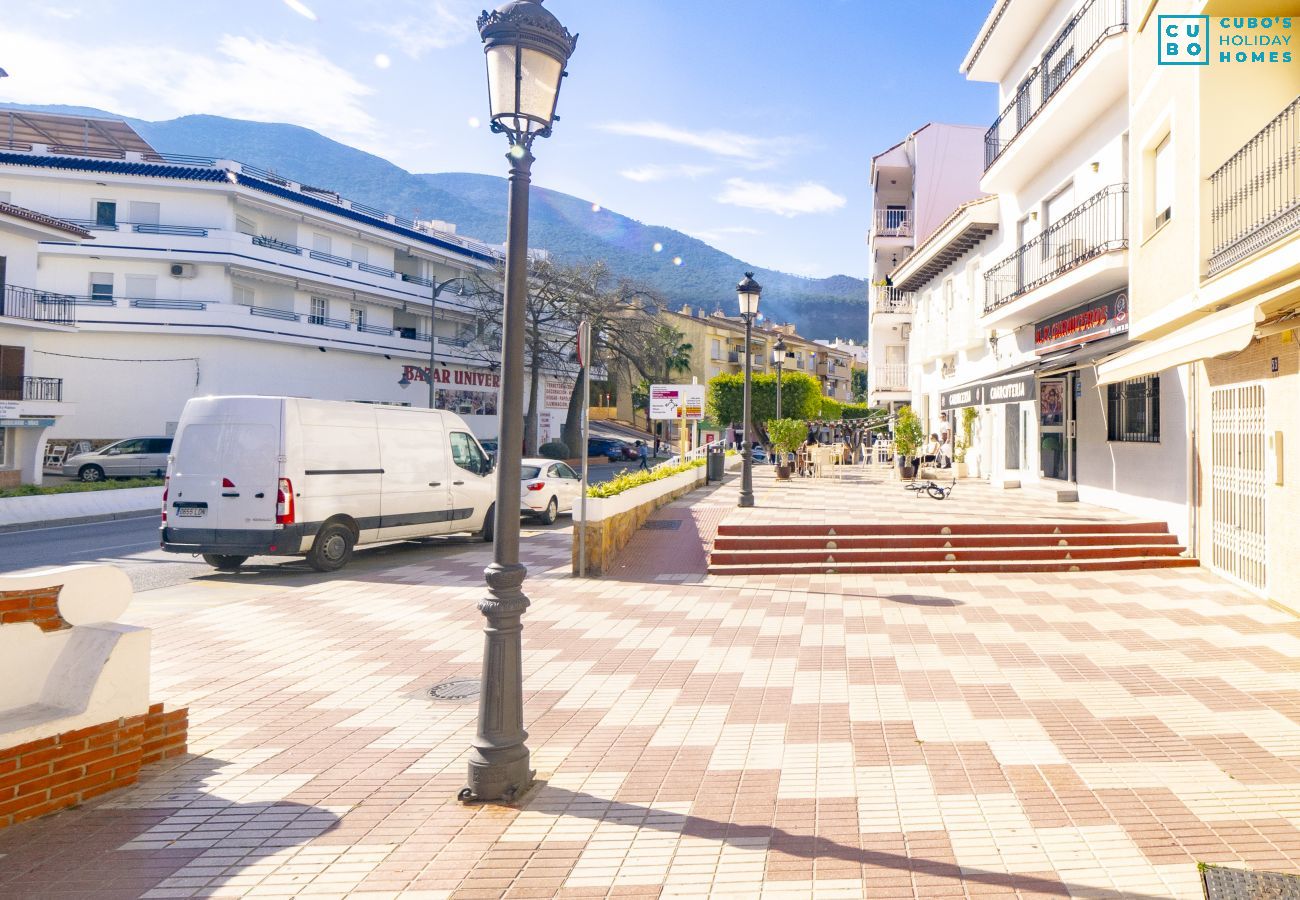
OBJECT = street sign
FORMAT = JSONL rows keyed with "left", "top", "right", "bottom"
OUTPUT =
{"left": 576, "top": 320, "right": 592, "bottom": 368}
{"left": 650, "top": 384, "right": 705, "bottom": 421}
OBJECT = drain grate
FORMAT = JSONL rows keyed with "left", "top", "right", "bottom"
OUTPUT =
{"left": 429, "top": 679, "right": 480, "bottom": 703}
{"left": 1202, "top": 864, "right": 1300, "bottom": 898}
{"left": 643, "top": 520, "right": 683, "bottom": 531}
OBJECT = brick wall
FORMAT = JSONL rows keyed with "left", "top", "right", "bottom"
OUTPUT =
{"left": 0, "top": 586, "right": 69, "bottom": 632}
{"left": 0, "top": 471, "right": 19, "bottom": 489}
{"left": 0, "top": 703, "right": 188, "bottom": 830}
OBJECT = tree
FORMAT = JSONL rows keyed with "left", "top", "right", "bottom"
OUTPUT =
{"left": 706, "top": 371, "right": 821, "bottom": 438}
{"left": 851, "top": 368, "right": 869, "bottom": 403}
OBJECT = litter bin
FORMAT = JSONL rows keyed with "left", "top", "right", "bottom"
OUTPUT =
{"left": 706, "top": 445, "right": 726, "bottom": 482}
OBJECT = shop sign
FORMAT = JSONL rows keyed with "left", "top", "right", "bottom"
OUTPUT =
{"left": 942, "top": 372, "right": 1037, "bottom": 411}
{"left": 401, "top": 364, "right": 501, "bottom": 417}
{"left": 1034, "top": 291, "right": 1129, "bottom": 354}
{"left": 650, "top": 384, "right": 705, "bottom": 420}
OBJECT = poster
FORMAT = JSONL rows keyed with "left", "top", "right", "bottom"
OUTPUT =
{"left": 1039, "top": 380, "right": 1064, "bottom": 427}
{"left": 650, "top": 384, "right": 705, "bottom": 421}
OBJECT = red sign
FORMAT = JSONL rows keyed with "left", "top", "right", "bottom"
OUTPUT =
{"left": 401, "top": 365, "right": 501, "bottom": 390}
{"left": 1034, "top": 291, "right": 1129, "bottom": 354}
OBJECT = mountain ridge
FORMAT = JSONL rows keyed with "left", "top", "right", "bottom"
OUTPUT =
{"left": 0, "top": 103, "right": 866, "bottom": 339}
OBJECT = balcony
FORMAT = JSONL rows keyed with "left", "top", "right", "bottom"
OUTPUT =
{"left": 984, "top": 183, "right": 1128, "bottom": 317}
{"left": 873, "top": 364, "right": 909, "bottom": 392}
{"left": 982, "top": 0, "right": 1127, "bottom": 187}
{"left": 872, "top": 208, "right": 913, "bottom": 238}
{"left": 873, "top": 287, "right": 915, "bottom": 315}
{"left": 1, "top": 285, "right": 76, "bottom": 326}
{"left": 1208, "top": 96, "right": 1300, "bottom": 277}
{"left": 0, "top": 376, "right": 63, "bottom": 402}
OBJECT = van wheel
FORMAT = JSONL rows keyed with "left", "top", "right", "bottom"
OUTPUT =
{"left": 536, "top": 497, "right": 558, "bottom": 526}
{"left": 307, "top": 522, "right": 354, "bottom": 572}
{"left": 202, "top": 554, "right": 248, "bottom": 572}
{"left": 481, "top": 504, "right": 496, "bottom": 543}
{"left": 78, "top": 465, "right": 104, "bottom": 483}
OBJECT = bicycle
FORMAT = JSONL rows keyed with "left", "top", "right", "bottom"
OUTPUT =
{"left": 904, "top": 474, "right": 957, "bottom": 500}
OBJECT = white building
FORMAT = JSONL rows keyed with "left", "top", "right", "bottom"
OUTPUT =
{"left": 0, "top": 112, "right": 574, "bottom": 483}
{"left": 949, "top": 0, "right": 1189, "bottom": 536}
{"left": 866, "top": 123, "right": 987, "bottom": 411}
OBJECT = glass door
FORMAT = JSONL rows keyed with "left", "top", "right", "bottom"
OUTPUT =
{"left": 1038, "top": 376, "right": 1072, "bottom": 481}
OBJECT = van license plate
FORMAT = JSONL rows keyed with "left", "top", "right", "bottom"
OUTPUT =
{"left": 177, "top": 507, "right": 206, "bottom": 518}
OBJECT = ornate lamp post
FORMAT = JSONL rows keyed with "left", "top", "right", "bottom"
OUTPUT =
{"left": 461, "top": 0, "right": 577, "bottom": 804}
{"left": 736, "top": 272, "right": 761, "bottom": 508}
{"left": 772, "top": 335, "right": 787, "bottom": 420}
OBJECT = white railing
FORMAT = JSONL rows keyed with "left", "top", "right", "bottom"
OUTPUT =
{"left": 655, "top": 438, "right": 725, "bottom": 471}
{"left": 873, "top": 363, "right": 909, "bottom": 391}
{"left": 874, "top": 287, "right": 915, "bottom": 314}
{"left": 873, "top": 209, "right": 913, "bottom": 237}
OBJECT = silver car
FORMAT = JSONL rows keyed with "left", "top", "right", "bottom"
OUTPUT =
{"left": 61, "top": 436, "right": 173, "bottom": 482}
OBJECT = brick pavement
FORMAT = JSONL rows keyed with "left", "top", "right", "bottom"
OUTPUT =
{"left": 0, "top": 471, "right": 1299, "bottom": 898}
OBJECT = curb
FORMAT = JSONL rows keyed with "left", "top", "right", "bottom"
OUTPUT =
{"left": 0, "top": 509, "right": 161, "bottom": 534}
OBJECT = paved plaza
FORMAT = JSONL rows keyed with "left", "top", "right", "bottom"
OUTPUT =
{"left": 2, "top": 471, "right": 1300, "bottom": 898}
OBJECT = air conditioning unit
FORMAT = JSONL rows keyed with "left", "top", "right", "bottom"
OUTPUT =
{"left": 169, "top": 263, "right": 197, "bottom": 278}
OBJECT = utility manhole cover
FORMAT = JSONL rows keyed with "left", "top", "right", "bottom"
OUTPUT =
{"left": 429, "top": 679, "right": 480, "bottom": 703}
{"left": 1202, "top": 864, "right": 1300, "bottom": 899}
{"left": 643, "top": 520, "right": 682, "bottom": 530}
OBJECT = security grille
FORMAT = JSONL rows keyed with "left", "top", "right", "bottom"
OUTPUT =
{"left": 1107, "top": 375, "right": 1160, "bottom": 443}
{"left": 1211, "top": 384, "right": 1267, "bottom": 591}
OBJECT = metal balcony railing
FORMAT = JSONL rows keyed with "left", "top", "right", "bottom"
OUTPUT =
{"left": 984, "top": 183, "right": 1128, "bottom": 314}
{"left": 872, "top": 364, "right": 909, "bottom": 391}
{"left": 253, "top": 234, "right": 302, "bottom": 255}
{"left": 984, "top": 0, "right": 1128, "bottom": 170}
{"left": 872, "top": 208, "right": 913, "bottom": 237}
{"left": 873, "top": 286, "right": 915, "bottom": 314}
{"left": 1208, "top": 96, "right": 1300, "bottom": 276}
{"left": 0, "top": 376, "right": 63, "bottom": 402}
{"left": 1, "top": 285, "right": 76, "bottom": 325}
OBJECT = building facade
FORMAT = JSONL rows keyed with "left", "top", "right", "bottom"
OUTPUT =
{"left": 1098, "top": 1, "right": 1299, "bottom": 607}
{"left": 866, "top": 123, "right": 987, "bottom": 411}
{"left": 0, "top": 112, "right": 574, "bottom": 483}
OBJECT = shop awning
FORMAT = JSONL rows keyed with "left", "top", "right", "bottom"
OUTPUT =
{"left": 1095, "top": 302, "right": 1263, "bottom": 386}
{"left": 1037, "top": 334, "right": 1132, "bottom": 375}
{"left": 940, "top": 361, "right": 1039, "bottom": 411}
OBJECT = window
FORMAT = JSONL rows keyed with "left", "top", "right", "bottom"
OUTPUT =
{"left": 312, "top": 233, "right": 332, "bottom": 253}
{"left": 124, "top": 274, "right": 156, "bottom": 300}
{"left": 711, "top": 338, "right": 721, "bottom": 360}
{"left": 144, "top": 438, "right": 173, "bottom": 453}
{"left": 449, "top": 432, "right": 488, "bottom": 475}
{"left": 1153, "top": 135, "right": 1173, "bottom": 227}
{"left": 553, "top": 462, "right": 577, "bottom": 479}
{"left": 350, "top": 243, "right": 369, "bottom": 264}
{"left": 233, "top": 285, "right": 255, "bottom": 306}
{"left": 350, "top": 306, "right": 365, "bottom": 327}
{"left": 90, "top": 273, "right": 113, "bottom": 302}
{"left": 1107, "top": 375, "right": 1160, "bottom": 443}
{"left": 107, "top": 439, "right": 148, "bottom": 455}
{"left": 310, "top": 297, "right": 328, "bottom": 325}
{"left": 129, "top": 201, "right": 160, "bottom": 225}
{"left": 235, "top": 216, "right": 256, "bottom": 236}
{"left": 94, "top": 201, "right": 116, "bottom": 227}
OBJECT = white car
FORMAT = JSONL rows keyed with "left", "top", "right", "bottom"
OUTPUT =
{"left": 520, "top": 458, "right": 582, "bottom": 525}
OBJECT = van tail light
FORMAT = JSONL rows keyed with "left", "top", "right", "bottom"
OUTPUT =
{"left": 222, "top": 477, "right": 236, "bottom": 488}
{"left": 276, "top": 478, "right": 295, "bottom": 525}
{"left": 161, "top": 477, "right": 169, "bottom": 525}
{"left": 525, "top": 481, "right": 545, "bottom": 491}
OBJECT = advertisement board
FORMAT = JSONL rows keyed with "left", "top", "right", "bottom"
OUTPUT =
{"left": 649, "top": 384, "right": 705, "bottom": 420}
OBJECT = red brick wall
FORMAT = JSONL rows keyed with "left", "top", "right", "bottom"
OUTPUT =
{"left": 0, "top": 703, "right": 188, "bottom": 830}
{"left": 0, "top": 586, "right": 69, "bottom": 633}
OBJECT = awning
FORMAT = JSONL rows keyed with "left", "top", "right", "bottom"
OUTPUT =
{"left": 1037, "top": 334, "right": 1132, "bottom": 375}
{"left": 1096, "top": 302, "right": 1263, "bottom": 386}
{"left": 940, "top": 361, "right": 1039, "bottom": 411}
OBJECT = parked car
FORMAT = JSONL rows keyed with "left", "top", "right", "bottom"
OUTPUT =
{"left": 62, "top": 436, "right": 173, "bottom": 482}
{"left": 479, "top": 439, "right": 499, "bottom": 461}
{"left": 520, "top": 458, "right": 582, "bottom": 525}
{"left": 160, "top": 397, "right": 497, "bottom": 572}
{"left": 586, "top": 438, "right": 625, "bottom": 461}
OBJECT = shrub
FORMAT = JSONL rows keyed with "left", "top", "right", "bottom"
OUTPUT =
{"left": 0, "top": 477, "right": 164, "bottom": 499}
{"left": 539, "top": 440, "right": 569, "bottom": 460}
{"left": 893, "top": 406, "right": 925, "bottom": 460}
{"left": 820, "top": 397, "right": 843, "bottom": 420}
{"left": 706, "top": 371, "right": 821, "bottom": 427}
{"left": 586, "top": 458, "right": 705, "bottom": 499}
{"left": 767, "top": 419, "right": 809, "bottom": 457}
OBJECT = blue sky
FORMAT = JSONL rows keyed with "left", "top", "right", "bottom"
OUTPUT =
{"left": 0, "top": 0, "right": 994, "bottom": 279}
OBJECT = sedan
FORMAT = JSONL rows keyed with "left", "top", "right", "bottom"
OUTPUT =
{"left": 62, "top": 436, "right": 173, "bottom": 482}
{"left": 520, "top": 458, "right": 583, "bottom": 525}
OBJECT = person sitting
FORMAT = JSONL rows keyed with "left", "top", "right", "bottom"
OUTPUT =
{"left": 921, "top": 433, "right": 942, "bottom": 468}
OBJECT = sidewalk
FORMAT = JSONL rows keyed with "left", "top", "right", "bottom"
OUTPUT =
{"left": 1, "top": 473, "right": 1299, "bottom": 898}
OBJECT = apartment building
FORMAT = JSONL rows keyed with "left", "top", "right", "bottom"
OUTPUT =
{"left": 866, "top": 123, "right": 986, "bottom": 411}
{"left": 1097, "top": 1, "right": 1299, "bottom": 605}
{"left": 0, "top": 112, "right": 573, "bottom": 483}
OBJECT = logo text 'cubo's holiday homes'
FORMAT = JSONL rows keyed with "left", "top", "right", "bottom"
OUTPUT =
{"left": 1159, "top": 15, "right": 1294, "bottom": 66}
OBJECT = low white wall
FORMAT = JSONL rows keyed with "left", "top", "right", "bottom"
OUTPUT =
{"left": 581, "top": 465, "right": 708, "bottom": 523}
{"left": 0, "top": 486, "right": 162, "bottom": 529}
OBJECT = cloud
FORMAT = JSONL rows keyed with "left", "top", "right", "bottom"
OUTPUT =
{"left": 715, "top": 178, "right": 847, "bottom": 218}
{"left": 0, "top": 31, "right": 377, "bottom": 142}
{"left": 282, "top": 0, "right": 317, "bottom": 21}
{"left": 619, "top": 163, "right": 715, "bottom": 183}
{"left": 364, "top": 1, "right": 477, "bottom": 58}
{"left": 598, "top": 121, "right": 793, "bottom": 166}
{"left": 689, "top": 225, "right": 763, "bottom": 243}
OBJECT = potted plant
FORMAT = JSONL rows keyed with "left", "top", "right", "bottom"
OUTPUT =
{"left": 767, "top": 418, "right": 808, "bottom": 481}
{"left": 953, "top": 407, "right": 977, "bottom": 478}
{"left": 893, "top": 406, "right": 924, "bottom": 480}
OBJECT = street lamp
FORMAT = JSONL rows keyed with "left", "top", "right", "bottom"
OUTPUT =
{"left": 736, "top": 272, "right": 761, "bottom": 508}
{"left": 461, "top": 0, "right": 577, "bottom": 805}
{"left": 426, "top": 275, "right": 469, "bottom": 408}
{"left": 772, "top": 335, "right": 787, "bottom": 420}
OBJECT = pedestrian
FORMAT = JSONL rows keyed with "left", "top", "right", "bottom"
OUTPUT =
{"left": 635, "top": 440, "right": 650, "bottom": 471}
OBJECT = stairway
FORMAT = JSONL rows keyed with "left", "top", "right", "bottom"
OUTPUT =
{"left": 708, "top": 521, "right": 1198, "bottom": 576}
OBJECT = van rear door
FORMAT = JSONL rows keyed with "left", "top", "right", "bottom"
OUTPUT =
{"left": 169, "top": 402, "right": 281, "bottom": 533}
{"left": 375, "top": 408, "right": 453, "bottom": 539}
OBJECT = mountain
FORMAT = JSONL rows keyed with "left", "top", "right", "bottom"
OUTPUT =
{"left": 2, "top": 104, "right": 867, "bottom": 339}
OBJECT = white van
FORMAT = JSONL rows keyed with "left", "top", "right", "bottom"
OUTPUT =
{"left": 160, "top": 396, "right": 497, "bottom": 572}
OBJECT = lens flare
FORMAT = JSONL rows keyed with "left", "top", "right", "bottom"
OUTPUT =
{"left": 673, "top": 257, "right": 683, "bottom": 266}
{"left": 374, "top": 53, "right": 391, "bottom": 69}
{"left": 468, "top": 116, "right": 481, "bottom": 129}
{"left": 509, "top": 144, "right": 526, "bottom": 159}
{"left": 653, "top": 242, "right": 663, "bottom": 253}
{"left": 591, "top": 203, "right": 601, "bottom": 212}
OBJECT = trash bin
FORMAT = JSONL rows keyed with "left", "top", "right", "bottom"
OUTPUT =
{"left": 707, "top": 445, "right": 726, "bottom": 482}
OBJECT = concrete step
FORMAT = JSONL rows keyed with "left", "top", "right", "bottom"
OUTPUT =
{"left": 709, "top": 544, "right": 1187, "bottom": 566}
{"left": 711, "top": 532, "right": 1182, "bottom": 551}
{"left": 707, "top": 556, "right": 1201, "bottom": 576}
{"left": 716, "top": 521, "right": 1171, "bottom": 538}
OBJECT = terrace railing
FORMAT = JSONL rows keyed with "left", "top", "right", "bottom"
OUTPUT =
{"left": 1, "top": 285, "right": 75, "bottom": 325}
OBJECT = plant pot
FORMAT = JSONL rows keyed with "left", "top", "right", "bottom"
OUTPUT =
{"left": 776, "top": 464, "right": 792, "bottom": 481}
{"left": 899, "top": 463, "right": 916, "bottom": 480}
{"left": 954, "top": 462, "right": 969, "bottom": 478}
